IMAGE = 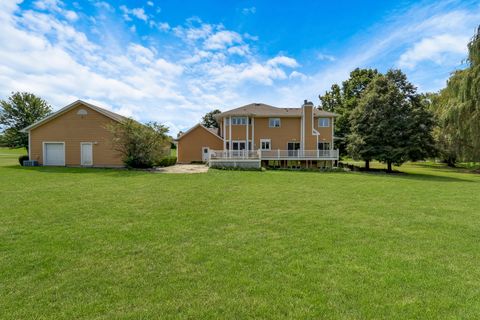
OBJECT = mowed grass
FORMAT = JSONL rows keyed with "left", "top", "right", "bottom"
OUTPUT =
{"left": 1, "top": 148, "right": 480, "bottom": 319}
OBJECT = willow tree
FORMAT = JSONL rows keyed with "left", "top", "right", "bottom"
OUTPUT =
{"left": 435, "top": 26, "right": 480, "bottom": 162}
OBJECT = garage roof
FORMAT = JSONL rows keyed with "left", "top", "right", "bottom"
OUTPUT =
{"left": 21, "top": 100, "right": 127, "bottom": 132}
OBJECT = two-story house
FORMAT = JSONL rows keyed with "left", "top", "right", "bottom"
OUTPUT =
{"left": 177, "top": 100, "right": 338, "bottom": 168}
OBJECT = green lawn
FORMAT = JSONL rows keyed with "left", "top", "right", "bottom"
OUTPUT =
{"left": 1, "top": 148, "right": 480, "bottom": 319}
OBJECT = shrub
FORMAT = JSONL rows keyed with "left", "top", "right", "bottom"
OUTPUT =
{"left": 109, "top": 119, "right": 171, "bottom": 168}
{"left": 157, "top": 156, "right": 177, "bottom": 167}
{"left": 18, "top": 155, "right": 29, "bottom": 166}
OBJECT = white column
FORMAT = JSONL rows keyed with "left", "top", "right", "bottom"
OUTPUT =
{"left": 331, "top": 117, "right": 334, "bottom": 150}
{"left": 252, "top": 117, "right": 255, "bottom": 151}
{"left": 229, "top": 116, "right": 232, "bottom": 157}
{"left": 246, "top": 116, "right": 249, "bottom": 152}
{"left": 223, "top": 117, "right": 226, "bottom": 150}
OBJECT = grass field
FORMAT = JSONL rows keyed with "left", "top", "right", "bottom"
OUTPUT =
{"left": 1, "top": 148, "right": 480, "bottom": 319}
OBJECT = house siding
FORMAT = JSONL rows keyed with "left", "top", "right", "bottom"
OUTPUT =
{"left": 29, "top": 105, "right": 124, "bottom": 167}
{"left": 177, "top": 126, "right": 223, "bottom": 163}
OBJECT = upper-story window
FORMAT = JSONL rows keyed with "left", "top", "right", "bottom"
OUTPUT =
{"left": 318, "top": 117, "right": 330, "bottom": 127}
{"left": 269, "top": 118, "right": 281, "bottom": 128}
{"left": 231, "top": 117, "right": 248, "bottom": 125}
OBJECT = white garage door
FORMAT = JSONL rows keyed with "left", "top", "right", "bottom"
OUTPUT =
{"left": 44, "top": 143, "right": 65, "bottom": 166}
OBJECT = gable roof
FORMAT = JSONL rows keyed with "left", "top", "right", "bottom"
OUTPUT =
{"left": 176, "top": 123, "right": 223, "bottom": 141}
{"left": 215, "top": 103, "right": 337, "bottom": 118}
{"left": 21, "top": 100, "right": 127, "bottom": 132}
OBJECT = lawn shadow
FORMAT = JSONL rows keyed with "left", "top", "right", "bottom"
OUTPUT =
{"left": 410, "top": 162, "right": 480, "bottom": 175}
{"left": 355, "top": 170, "right": 475, "bottom": 183}
{"left": 3, "top": 164, "right": 149, "bottom": 178}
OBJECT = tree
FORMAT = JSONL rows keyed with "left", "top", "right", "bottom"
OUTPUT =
{"left": 109, "top": 119, "right": 170, "bottom": 168}
{"left": 319, "top": 68, "right": 379, "bottom": 156}
{"left": 0, "top": 92, "right": 52, "bottom": 150}
{"left": 348, "top": 71, "right": 436, "bottom": 172}
{"left": 432, "top": 26, "right": 480, "bottom": 162}
{"left": 202, "top": 109, "right": 221, "bottom": 128}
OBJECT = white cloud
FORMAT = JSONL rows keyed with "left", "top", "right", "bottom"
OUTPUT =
{"left": 204, "top": 30, "right": 243, "bottom": 50}
{"left": 398, "top": 34, "right": 468, "bottom": 68}
{"left": 242, "top": 7, "right": 256, "bottom": 15}
{"left": 149, "top": 21, "right": 170, "bottom": 31}
{"left": 0, "top": 2, "right": 301, "bottom": 134}
{"left": 3, "top": 0, "right": 477, "bottom": 134}
{"left": 147, "top": 1, "right": 154, "bottom": 6}
{"left": 317, "top": 53, "right": 336, "bottom": 61}
{"left": 289, "top": 71, "right": 307, "bottom": 81}
{"left": 267, "top": 56, "right": 299, "bottom": 68}
{"left": 120, "top": 5, "right": 148, "bottom": 22}
{"left": 33, "top": 0, "right": 78, "bottom": 21}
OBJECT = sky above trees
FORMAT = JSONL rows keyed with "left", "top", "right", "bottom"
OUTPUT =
{"left": 0, "top": 0, "right": 479, "bottom": 134}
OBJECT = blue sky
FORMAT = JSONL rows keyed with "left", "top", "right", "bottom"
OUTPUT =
{"left": 0, "top": 0, "right": 479, "bottom": 134}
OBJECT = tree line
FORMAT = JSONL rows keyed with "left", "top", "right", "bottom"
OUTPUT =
{"left": 2, "top": 26, "right": 479, "bottom": 170}
{"left": 319, "top": 26, "right": 480, "bottom": 170}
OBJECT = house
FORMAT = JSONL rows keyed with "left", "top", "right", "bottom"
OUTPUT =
{"left": 177, "top": 100, "right": 339, "bottom": 168}
{"left": 21, "top": 100, "right": 126, "bottom": 167}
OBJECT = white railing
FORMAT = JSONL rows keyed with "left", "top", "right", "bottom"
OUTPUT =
{"left": 210, "top": 150, "right": 260, "bottom": 160}
{"left": 261, "top": 149, "right": 338, "bottom": 159}
{"left": 209, "top": 149, "right": 339, "bottom": 161}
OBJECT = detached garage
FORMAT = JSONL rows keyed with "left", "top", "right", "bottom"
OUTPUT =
{"left": 177, "top": 124, "right": 224, "bottom": 163}
{"left": 22, "top": 100, "right": 125, "bottom": 167}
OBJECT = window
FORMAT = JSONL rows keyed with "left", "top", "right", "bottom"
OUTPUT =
{"left": 260, "top": 139, "right": 271, "bottom": 150}
{"left": 269, "top": 118, "right": 281, "bottom": 128}
{"left": 227, "top": 141, "right": 252, "bottom": 150}
{"left": 318, "top": 142, "right": 331, "bottom": 150}
{"left": 318, "top": 117, "right": 330, "bottom": 127}
{"left": 231, "top": 117, "right": 247, "bottom": 125}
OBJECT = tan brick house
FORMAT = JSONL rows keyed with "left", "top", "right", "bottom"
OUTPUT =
{"left": 177, "top": 100, "right": 338, "bottom": 168}
{"left": 21, "top": 100, "right": 125, "bottom": 167}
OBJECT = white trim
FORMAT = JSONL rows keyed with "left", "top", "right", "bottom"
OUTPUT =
{"left": 42, "top": 141, "right": 65, "bottom": 166}
{"left": 246, "top": 116, "right": 249, "bottom": 152}
{"left": 80, "top": 142, "right": 94, "bottom": 166}
{"left": 21, "top": 100, "right": 123, "bottom": 132}
{"left": 176, "top": 123, "right": 223, "bottom": 141}
{"left": 318, "top": 117, "right": 330, "bottom": 127}
{"left": 223, "top": 117, "right": 226, "bottom": 150}
{"left": 28, "top": 132, "right": 31, "bottom": 159}
{"left": 202, "top": 146, "right": 210, "bottom": 162}
{"left": 268, "top": 117, "right": 281, "bottom": 128}
{"left": 260, "top": 139, "right": 271, "bottom": 151}
{"left": 301, "top": 106, "right": 305, "bottom": 151}
{"left": 331, "top": 117, "right": 335, "bottom": 149}
{"left": 229, "top": 116, "right": 232, "bottom": 150}
{"left": 252, "top": 117, "right": 255, "bottom": 150}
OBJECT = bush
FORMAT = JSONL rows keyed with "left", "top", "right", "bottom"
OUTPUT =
{"left": 18, "top": 155, "right": 29, "bottom": 166}
{"left": 157, "top": 156, "right": 177, "bottom": 167}
{"left": 109, "top": 119, "right": 171, "bottom": 168}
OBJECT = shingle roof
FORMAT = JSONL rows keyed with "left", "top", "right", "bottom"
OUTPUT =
{"left": 216, "top": 103, "right": 337, "bottom": 118}
{"left": 21, "top": 100, "right": 127, "bottom": 132}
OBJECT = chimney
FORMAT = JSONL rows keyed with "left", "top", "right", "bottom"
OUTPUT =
{"left": 302, "top": 100, "right": 314, "bottom": 107}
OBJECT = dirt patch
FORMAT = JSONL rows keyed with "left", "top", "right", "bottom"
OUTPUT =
{"left": 154, "top": 164, "right": 208, "bottom": 174}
